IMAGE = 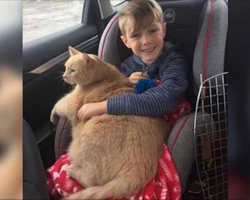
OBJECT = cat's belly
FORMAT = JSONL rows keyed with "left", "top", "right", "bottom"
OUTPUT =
{"left": 68, "top": 114, "right": 169, "bottom": 186}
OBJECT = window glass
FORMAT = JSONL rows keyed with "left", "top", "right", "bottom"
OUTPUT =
{"left": 110, "top": 0, "right": 125, "bottom": 6}
{"left": 23, "top": 0, "right": 84, "bottom": 43}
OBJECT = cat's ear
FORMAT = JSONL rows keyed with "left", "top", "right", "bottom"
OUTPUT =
{"left": 68, "top": 46, "right": 81, "bottom": 56}
{"left": 81, "top": 53, "right": 90, "bottom": 65}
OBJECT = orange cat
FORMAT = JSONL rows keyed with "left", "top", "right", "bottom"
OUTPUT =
{"left": 50, "top": 47, "right": 169, "bottom": 199}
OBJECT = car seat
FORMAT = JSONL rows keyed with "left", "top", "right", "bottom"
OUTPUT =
{"left": 53, "top": 0, "right": 228, "bottom": 194}
{"left": 23, "top": 119, "right": 50, "bottom": 199}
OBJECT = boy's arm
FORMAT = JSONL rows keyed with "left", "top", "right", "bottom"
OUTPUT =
{"left": 107, "top": 53, "right": 189, "bottom": 117}
{"left": 77, "top": 56, "right": 137, "bottom": 122}
{"left": 77, "top": 52, "right": 188, "bottom": 120}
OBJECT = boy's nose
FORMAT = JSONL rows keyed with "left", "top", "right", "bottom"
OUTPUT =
{"left": 141, "top": 34, "right": 151, "bottom": 45}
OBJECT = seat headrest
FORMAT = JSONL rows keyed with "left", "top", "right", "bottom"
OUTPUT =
{"left": 98, "top": 13, "right": 132, "bottom": 67}
{"left": 192, "top": 0, "right": 228, "bottom": 94}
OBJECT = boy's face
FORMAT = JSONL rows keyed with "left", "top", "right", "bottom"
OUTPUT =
{"left": 121, "top": 19, "right": 166, "bottom": 65}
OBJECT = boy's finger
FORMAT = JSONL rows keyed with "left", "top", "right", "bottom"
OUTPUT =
{"left": 133, "top": 72, "right": 143, "bottom": 76}
{"left": 78, "top": 111, "right": 83, "bottom": 120}
{"left": 130, "top": 79, "right": 138, "bottom": 84}
{"left": 142, "top": 72, "right": 148, "bottom": 77}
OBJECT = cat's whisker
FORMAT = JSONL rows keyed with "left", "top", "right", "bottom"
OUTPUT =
{"left": 62, "top": 80, "right": 69, "bottom": 88}
{"left": 54, "top": 75, "right": 64, "bottom": 83}
{"left": 56, "top": 70, "right": 64, "bottom": 78}
{"left": 57, "top": 70, "right": 64, "bottom": 75}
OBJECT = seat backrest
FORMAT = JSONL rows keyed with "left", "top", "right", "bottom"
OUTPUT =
{"left": 98, "top": 0, "right": 228, "bottom": 97}
{"left": 23, "top": 119, "right": 50, "bottom": 199}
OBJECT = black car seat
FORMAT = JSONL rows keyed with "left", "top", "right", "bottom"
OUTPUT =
{"left": 23, "top": 119, "right": 50, "bottom": 199}
{"left": 54, "top": 0, "right": 228, "bottom": 193}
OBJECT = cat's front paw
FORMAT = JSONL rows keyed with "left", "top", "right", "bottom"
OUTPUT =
{"left": 50, "top": 108, "right": 59, "bottom": 124}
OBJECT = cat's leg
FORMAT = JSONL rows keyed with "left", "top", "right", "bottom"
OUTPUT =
{"left": 50, "top": 105, "right": 60, "bottom": 124}
{"left": 50, "top": 94, "right": 73, "bottom": 124}
{"left": 67, "top": 164, "right": 97, "bottom": 188}
{"left": 67, "top": 164, "right": 86, "bottom": 187}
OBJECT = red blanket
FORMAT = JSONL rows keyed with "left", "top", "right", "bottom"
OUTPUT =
{"left": 47, "top": 100, "right": 191, "bottom": 200}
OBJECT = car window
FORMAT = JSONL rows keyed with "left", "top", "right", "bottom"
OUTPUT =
{"left": 110, "top": 0, "right": 125, "bottom": 6}
{"left": 23, "top": 0, "right": 85, "bottom": 43}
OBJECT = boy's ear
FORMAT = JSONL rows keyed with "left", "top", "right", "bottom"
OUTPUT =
{"left": 68, "top": 46, "right": 81, "bottom": 56}
{"left": 162, "top": 22, "right": 166, "bottom": 37}
{"left": 120, "top": 35, "right": 131, "bottom": 49}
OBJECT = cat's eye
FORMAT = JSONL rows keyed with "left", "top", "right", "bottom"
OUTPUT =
{"left": 70, "top": 69, "right": 76, "bottom": 73}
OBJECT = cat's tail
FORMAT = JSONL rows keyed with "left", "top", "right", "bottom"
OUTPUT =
{"left": 65, "top": 176, "right": 143, "bottom": 200}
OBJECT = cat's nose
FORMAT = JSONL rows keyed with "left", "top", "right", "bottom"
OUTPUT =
{"left": 62, "top": 75, "right": 67, "bottom": 79}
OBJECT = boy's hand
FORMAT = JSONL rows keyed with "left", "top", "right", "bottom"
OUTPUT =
{"left": 78, "top": 101, "right": 107, "bottom": 122}
{"left": 128, "top": 72, "right": 148, "bottom": 85}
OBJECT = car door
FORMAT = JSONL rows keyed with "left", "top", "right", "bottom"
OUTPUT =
{"left": 23, "top": 0, "right": 107, "bottom": 168}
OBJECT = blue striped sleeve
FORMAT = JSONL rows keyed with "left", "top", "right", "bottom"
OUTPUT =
{"left": 107, "top": 51, "right": 189, "bottom": 117}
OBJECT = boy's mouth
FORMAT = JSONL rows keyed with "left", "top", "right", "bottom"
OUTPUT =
{"left": 141, "top": 46, "right": 156, "bottom": 53}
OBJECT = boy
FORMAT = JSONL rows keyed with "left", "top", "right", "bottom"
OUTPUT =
{"left": 78, "top": 0, "right": 188, "bottom": 121}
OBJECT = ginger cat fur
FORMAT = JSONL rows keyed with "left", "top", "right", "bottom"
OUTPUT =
{"left": 50, "top": 46, "right": 170, "bottom": 200}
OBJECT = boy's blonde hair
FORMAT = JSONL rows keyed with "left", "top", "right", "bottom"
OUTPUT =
{"left": 118, "top": 0, "right": 164, "bottom": 35}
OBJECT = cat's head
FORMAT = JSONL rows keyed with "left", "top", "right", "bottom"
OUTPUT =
{"left": 63, "top": 47, "right": 105, "bottom": 86}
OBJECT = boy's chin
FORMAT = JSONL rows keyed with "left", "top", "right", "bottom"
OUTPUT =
{"left": 142, "top": 52, "right": 161, "bottom": 64}
{"left": 142, "top": 58, "right": 157, "bottom": 65}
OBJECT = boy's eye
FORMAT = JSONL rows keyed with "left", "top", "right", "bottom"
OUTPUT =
{"left": 130, "top": 33, "right": 140, "bottom": 38}
{"left": 149, "top": 28, "right": 158, "bottom": 33}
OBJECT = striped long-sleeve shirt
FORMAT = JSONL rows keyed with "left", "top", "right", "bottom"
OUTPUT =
{"left": 107, "top": 44, "right": 189, "bottom": 117}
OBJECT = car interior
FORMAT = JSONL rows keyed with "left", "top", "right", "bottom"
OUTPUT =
{"left": 23, "top": 0, "right": 228, "bottom": 199}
